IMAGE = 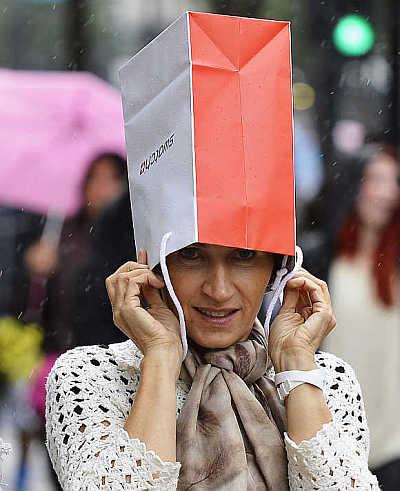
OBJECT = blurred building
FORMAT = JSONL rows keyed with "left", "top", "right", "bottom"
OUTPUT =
{"left": 1, "top": 0, "right": 397, "bottom": 171}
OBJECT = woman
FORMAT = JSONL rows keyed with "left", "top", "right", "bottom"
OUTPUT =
{"left": 45, "top": 243, "right": 379, "bottom": 489}
{"left": 67, "top": 190, "right": 135, "bottom": 348}
{"left": 23, "top": 153, "right": 126, "bottom": 490}
{"left": 45, "top": 12, "right": 379, "bottom": 487}
{"left": 25, "top": 152, "right": 127, "bottom": 350}
{"left": 324, "top": 145, "right": 400, "bottom": 489}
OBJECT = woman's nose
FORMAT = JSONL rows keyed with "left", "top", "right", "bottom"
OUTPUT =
{"left": 201, "top": 264, "right": 235, "bottom": 303}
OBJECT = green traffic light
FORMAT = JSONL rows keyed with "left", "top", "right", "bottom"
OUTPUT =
{"left": 333, "top": 14, "right": 375, "bottom": 57}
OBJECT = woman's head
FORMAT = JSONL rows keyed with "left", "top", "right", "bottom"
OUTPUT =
{"left": 162, "top": 243, "right": 275, "bottom": 349}
{"left": 356, "top": 148, "right": 400, "bottom": 231}
{"left": 81, "top": 153, "right": 127, "bottom": 217}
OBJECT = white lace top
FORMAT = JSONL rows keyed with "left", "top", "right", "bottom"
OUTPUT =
{"left": 0, "top": 437, "right": 12, "bottom": 490}
{"left": 46, "top": 340, "right": 380, "bottom": 490}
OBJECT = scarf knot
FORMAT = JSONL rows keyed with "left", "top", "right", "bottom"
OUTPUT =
{"left": 201, "top": 340, "right": 269, "bottom": 384}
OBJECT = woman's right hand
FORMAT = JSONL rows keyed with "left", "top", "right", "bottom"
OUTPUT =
{"left": 109, "top": 252, "right": 182, "bottom": 461}
{"left": 105, "top": 251, "right": 182, "bottom": 367}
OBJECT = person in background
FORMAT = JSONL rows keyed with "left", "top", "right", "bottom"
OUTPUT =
{"left": 21, "top": 152, "right": 127, "bottom": 490}
{"left": 323, "top": 143, "right": 400, "bottom": 490}
{"left": 69, "top": 189, "right": 135, "bottom": 347}
{"left": 24, "top": 152, "right": 127, "bottom": 351}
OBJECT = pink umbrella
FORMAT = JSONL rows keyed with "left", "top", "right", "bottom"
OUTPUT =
{"left": 0, "top": 69, "right": 126, "bottom": 216}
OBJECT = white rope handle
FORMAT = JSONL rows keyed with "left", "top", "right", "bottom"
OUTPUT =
{"left": 263, "top": 245, "right": 304, "bottom": 340}
{"left": 159, "top": 232, "right": 188, "bottom": 360}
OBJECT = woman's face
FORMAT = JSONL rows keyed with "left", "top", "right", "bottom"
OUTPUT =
{"left": 357, "top": 153, "right": 400, "bottom": 230}
{"left": 165, "top": 243, "right": 274, "bottom": 349}
{"left": 85, "top": 159, "right": 124, "bottom": 215}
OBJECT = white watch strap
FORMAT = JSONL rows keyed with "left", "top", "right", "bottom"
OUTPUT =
{"left": 274, "top": 368, "right": 326, "bottom": 401}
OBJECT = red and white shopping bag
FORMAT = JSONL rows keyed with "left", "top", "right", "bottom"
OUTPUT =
{"left": 120, "top": 12, "right": 298, "bottom": 356}
{"left": 120, "top": 11, "right": 295, "bottom": 270}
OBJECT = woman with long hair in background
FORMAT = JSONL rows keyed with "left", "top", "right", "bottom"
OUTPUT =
{"left": 324, "top": 144, "right": 400, "bottom": 490}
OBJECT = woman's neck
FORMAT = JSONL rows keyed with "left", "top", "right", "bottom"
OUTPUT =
{"left": 357, "top": 225, "right": 379, "bottom": 261}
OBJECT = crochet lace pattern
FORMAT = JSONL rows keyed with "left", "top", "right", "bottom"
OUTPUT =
{"left": 0, "top": 437, "right": 12, "bottom": 489}
{"left": 46, "top": 341, "right": 380, "bottom": 490}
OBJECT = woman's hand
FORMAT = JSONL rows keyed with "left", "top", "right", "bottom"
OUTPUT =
{"left": 269, "top": 268, "right": 336, "bottom": 373}
{"left": 24, "top": 239, "right": 59, "bottom": 277}
{"left": 111, "top": 251, "right": 182, "bottom": 461}
{"left": 106, "top": 251, "right": 182, "bottom": 373}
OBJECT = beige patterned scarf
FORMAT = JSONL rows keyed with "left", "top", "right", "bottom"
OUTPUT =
{"left": 177, "top": 321, "right": 289, "bottom": 490}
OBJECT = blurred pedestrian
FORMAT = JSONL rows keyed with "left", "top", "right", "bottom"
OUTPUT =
{"left": 69, "top": 189, "right": 135, "bottom": 347}
{"left": 21, "top": 152, "right": 127, "bottom": 490}
{"left": 24, "top": 152, "right": 127, "bottom": 351}
{"left": 323, "top": 143, "right": 400, "bottom": 490}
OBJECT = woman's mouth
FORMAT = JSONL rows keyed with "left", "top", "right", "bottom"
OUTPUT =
{"left": 194, "top": 307, "right": 240, "bottom": 325}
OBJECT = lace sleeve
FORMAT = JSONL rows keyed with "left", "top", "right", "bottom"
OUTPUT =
{"left": 45, "top": 345, "right": 180, "bottom": 490}
{"left": 0, "top": 437, "right": 12, "bottom": 489}
{"left": 285, "top": 352, "right": 380, "bottom": 490}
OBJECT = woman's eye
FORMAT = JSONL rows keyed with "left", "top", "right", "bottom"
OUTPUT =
{"left": 236, "top": 249, "right": 256, "bottom": 260}
{"left": 179, "top": 247, "right": 200, "bottom": 260}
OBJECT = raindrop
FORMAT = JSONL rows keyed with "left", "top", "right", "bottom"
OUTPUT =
{"left": 83, "top": 13, "right": 95, "bottom": 28}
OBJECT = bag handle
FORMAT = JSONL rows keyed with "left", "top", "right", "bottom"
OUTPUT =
{"left": 160, "top": 232, "right": 188, "bottom": 360}
{"left": 263, "top": 246, "right": 303, "bottom": 341}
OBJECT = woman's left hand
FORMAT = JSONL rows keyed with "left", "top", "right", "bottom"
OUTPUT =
{"left": 268, "top": 268, "right": 336, "bottom": 372}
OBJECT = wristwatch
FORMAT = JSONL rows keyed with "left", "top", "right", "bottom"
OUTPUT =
{"left": 274, "top": 368, "right": 326, "bottom": 401}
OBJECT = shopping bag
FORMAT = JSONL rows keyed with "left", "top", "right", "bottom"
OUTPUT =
{"left": 120, "top": 11, "right": 295, "bottom": 269}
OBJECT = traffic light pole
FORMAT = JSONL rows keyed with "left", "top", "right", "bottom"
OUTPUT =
{"left": 65, "top": 0, "right": 88, "bottom": 71}
{"left": 390, "top": 0, "right": 399, "bottom": 152}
